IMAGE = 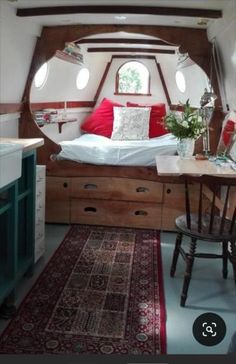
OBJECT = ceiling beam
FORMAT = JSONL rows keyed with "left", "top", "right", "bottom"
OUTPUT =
{"left": 16, "top": 5, "right": 222, "bottom": 19}
{"left": 77, "top": 38, "right": 172, "bottom": 46}
{"left": 87, "top": 47, "right": 175, "bottom": 54}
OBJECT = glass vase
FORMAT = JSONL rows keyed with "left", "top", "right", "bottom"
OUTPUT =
{"left": 177, "top": 138, "right": 195, "bottom": 159}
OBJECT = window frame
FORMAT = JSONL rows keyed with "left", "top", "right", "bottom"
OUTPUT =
{"left": 114, "top": 61, "right": 151, "bottom": 96}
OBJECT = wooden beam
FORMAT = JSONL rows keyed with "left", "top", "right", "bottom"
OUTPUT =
{"left": 155, "top": 61, "right": 171, "bottom": 106}
{"left": 94, "top": 61, "right": 112, "bottom": 103}
{"left": 112, "top": 55, "right": 156, "bottom": 60}
{"left": 30, "top": 101, "right": 95, "bottom": 111}
{"left": 87, "top": 47, "right": 175, "bottom": 54}
{"left": 77, "top": 38, "right": 172, "bottom": 46}
{"left": 17, "top": 6, "right": 222, "bottom": 19}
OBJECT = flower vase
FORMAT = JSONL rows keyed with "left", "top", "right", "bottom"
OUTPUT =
{"left": 177, "top": 138, "right": 195, "bottom": 159}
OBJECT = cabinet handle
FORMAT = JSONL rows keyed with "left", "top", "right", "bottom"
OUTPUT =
{"left": 135, "top": 210, "right": 148, "bottom": 216}
{"left": 84, "top": 183, "right": 97, "bottom": 190}
{"left": 63, "top": 182, "right": 68, "bottom": 188}
{"left": 84, "top": 207, "right": 97, "bottom": 213}
{"left": 166, "top": 188, "right": 171, "bottom": 194}
{"left": 136, "top": 187, "right": 149, "bottom": 193}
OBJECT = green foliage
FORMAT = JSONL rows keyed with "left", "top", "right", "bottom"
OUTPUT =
{"left": 119, "top": 67, "right": 142, "bottom": 93}
{"left": 164, "top": 99, "right": 206, "bottom": 140}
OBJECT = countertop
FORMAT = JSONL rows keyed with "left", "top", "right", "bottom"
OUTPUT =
{"left": 0, "top": 138, "right": 44, "bottom": 152}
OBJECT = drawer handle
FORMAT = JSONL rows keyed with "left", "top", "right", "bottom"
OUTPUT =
{"left": 166, "top": 188, "right": 171, "bottom": 194}
{"left": 84, "top": 207, "right": 97, "bottom": 213}
{"left": 135, "top": 210, "right": 148, "bottom": 216}
{"left": 136, "top": 187, "right": 149, "bottom": 193}
{"left": 63, "top": 182, "right": 68, "bottom": 188}
{"left": 84, "top": 183, "right": 98, "bottom": 190}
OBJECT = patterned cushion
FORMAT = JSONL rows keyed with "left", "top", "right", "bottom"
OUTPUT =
{"left": 127, "top": 101, "right": 167, "bottom": 138}
{"left": 111, "top": 107, "right": 151, "bottom": 140}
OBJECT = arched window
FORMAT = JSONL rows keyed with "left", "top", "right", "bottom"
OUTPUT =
{"left": 115, "top": 61, "right": 151, "bottom": 95}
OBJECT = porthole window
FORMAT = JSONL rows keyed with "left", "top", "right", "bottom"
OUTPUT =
{"left": 34, "top": 62, "right": 48, "bottom": 89}
{"left": 175, "top": 70, "right": 186, "bottom": 93}
{"left": 76, "top": 68, "right": 90, "bottom": 90}
{"left": 115, "top": 61, "right": 150, "bottom": 95}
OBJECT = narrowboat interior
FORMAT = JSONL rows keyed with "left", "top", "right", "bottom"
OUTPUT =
{"left": 0, "top": 0, "right": 236, "bottom": 362}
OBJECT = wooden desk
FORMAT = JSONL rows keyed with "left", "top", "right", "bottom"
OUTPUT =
{"left": 156, "top": 156, "right": 236, "bottom": 177}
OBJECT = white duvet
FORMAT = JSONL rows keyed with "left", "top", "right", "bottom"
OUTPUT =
{"left": 59, "top": 133, "right": 177, "bottom": 166}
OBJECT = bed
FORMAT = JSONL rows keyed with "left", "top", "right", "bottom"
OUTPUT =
{"left": 58, "top": 133, "right": 178, "bottom": 166}
{"left": 44, "top": 129, "right": 192, "bottom": 231}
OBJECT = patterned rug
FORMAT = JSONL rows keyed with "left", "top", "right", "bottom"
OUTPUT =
{"left": 0, "top": 225, "right": 166, "bottom": 354}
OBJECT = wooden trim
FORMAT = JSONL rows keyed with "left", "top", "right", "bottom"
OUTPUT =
{"left": 16, "top": 6, "right": 222, "bottom": 19}
{"left": 114, "top": 93, "right": 152, "bottom": 96}
{"left": 93, "top": 61, "right": 111, "bottom": 103}
{"left": 30, "top": 101, "right": 95, "bottom": 111}
{"left": 155, "top": 61, "right": 171, "bottom": 106}
{"left": 0, "top": 103, "right": 23, "bottom": 115}
{"left": 88, "top": 47, "right": 175, "bottom": 54}
{"left": 77, "top": 38, "right": 172, "bottom": 46}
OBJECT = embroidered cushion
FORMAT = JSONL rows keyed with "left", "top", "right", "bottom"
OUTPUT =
{"left": 111, "top": 107, "right": 151, "bottom": 140}
{"left": 127, "top": 102, "right": 167, "bottom": 138}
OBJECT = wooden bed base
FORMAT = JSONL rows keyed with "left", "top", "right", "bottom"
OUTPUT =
{"left": 45, "top": 160, "right": 195, "bottom": 231}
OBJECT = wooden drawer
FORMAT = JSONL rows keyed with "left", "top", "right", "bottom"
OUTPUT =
{"left": 162, "top": 183, "right": 209, "bottom": 231}
{"left": 71, "top": 177, "right": 163, "bottom": 203}
{"left": 71, "top": 199, "right": 162, "bottom": 229}
{"left": 46, "top": 176, "right": 70, "bottom": 223}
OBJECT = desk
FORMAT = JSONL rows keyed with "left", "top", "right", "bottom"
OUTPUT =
{"left": 156, "top": 156, "right": 236, "bottom": 177}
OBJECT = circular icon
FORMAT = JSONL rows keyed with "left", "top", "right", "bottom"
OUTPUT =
{"left": 192, "top": 312, "right": 226, "bottom": 346}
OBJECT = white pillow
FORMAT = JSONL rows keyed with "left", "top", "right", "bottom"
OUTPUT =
{"left": 111, "top": 107, "right": 151, "bottom": 140}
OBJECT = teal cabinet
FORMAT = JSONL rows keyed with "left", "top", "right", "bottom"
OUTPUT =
{"left": 0, "top": 149, "right": 36, "bottom": 317}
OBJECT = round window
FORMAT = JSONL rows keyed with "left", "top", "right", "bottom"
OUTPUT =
{"left": 76, "top": 68, "right": 90, "bottom": 90}
{"left": 34, "top": 62, "right": 48, "bottom": 89}
{"left": 175, "top": 70, "right": 186, "bottom": 93}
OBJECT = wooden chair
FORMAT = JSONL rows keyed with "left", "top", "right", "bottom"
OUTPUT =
{"left": 170, "top": 174, "right": 236, "bottom": 307}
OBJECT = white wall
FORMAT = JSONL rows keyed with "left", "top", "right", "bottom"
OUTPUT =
{"left": 0, "top": 0, "right": 41, "bottom": 137}
{"left": 207, "top": 0, "right": 236, "bottom": 111}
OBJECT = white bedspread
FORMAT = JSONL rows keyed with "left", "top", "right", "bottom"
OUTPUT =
{"left": 59, "top": 133, "right": 177, "bottom": 166}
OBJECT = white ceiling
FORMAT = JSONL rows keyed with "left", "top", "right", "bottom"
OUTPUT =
{"left": 8, "top": 0, "right": 230, "bottom": 29}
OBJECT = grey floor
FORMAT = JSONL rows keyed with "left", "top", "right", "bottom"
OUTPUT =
{"left": 0, "top": 224, "right": 235, "bottom": 355}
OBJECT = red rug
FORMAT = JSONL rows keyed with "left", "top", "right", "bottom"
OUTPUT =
{"left": 0, "top": 225, "right": 166, "bottom": 354}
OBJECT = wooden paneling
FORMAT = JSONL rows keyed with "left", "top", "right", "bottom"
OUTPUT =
{"left": 45, "top": 176, "right": 70, "bottom": 223}
{"left": 71, "top": 177, "right": 163, "bottom": 203}
{"left": 31, "top": 101, "right": 95, "bottom": 111}
{"left": 71, "top": 199, "right": 162, "bottom": 229}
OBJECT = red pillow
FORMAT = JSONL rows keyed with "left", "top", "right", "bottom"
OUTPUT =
{"left": 126, "top": 102, "right": 168, "bottom": 138}
{"left": 81, "top": 98, "right": 123, "bottom": 138}
{"left": 222, "top": 119, "right": 235, "bottom": 147}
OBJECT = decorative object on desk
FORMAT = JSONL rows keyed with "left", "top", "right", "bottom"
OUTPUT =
{"left": 164, "top": 99, "right": 206, "bottom": 158}
{"left": 176, "top": 138, "right": 195, "bottom": 158}
{"left": 0, "top": 225, "right": 166, "bottom": 354}
{"left": 200, "top": 88, "right": 217, "bottom": 155}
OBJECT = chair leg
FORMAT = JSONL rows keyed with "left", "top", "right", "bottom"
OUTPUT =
{"left": 181, "top": 237, "right": 197, "bottom": 307}
{"left": 222, "top": 241, "right": 228, "bottom": 279}
{"left": 170, "top": 232, "right": 183, "bottom": 277}
{"left": 229, "top": 240, "right": 236, "bottom": 285}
